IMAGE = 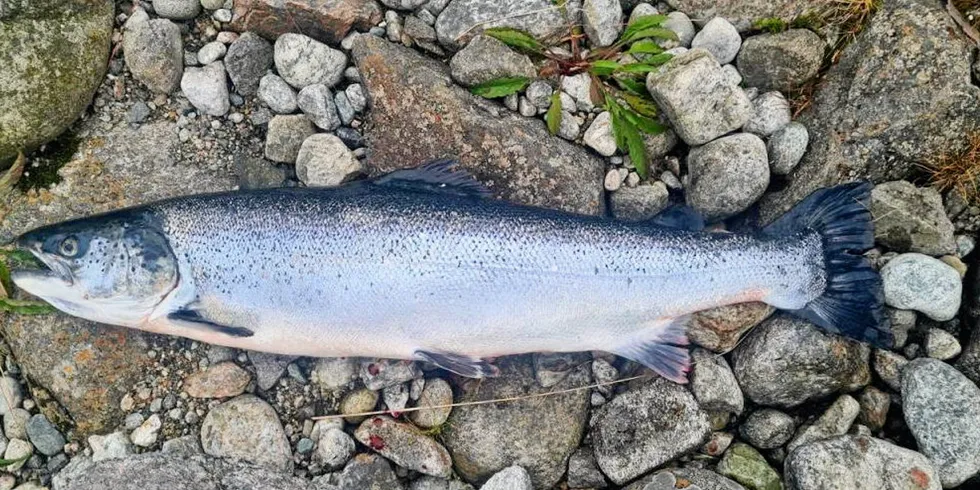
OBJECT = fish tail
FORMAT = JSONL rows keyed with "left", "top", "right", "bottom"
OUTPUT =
{"left": 763, "top": 181, "right": 893, "bottom": 348}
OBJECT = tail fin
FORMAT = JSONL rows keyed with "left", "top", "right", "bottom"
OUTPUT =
{"left": 763, "top": 181, "right": 893, "bottom": 348}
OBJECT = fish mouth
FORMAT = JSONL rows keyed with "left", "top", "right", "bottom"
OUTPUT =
{"left": 9, "top": 242, "right": 73, "bottom": 286}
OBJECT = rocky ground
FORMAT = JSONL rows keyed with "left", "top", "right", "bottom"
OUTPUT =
{"left": 1, "top": 0, "right": 980, "bottom": 489}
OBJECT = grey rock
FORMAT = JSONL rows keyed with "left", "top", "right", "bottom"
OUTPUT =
{"left": 881, "top": 253, "right": 961, "bottom": 321}
{"left": 441, "top": 356, "right": 589, "bottom": 488}
{"left": 591, "top": 377, "right": 710, "bottom": 485}
{"left": 737, "top": 29, "right": 824, "bottom": 91}
{"left": 740, "top": 408, "right": 795, "bottom": 449}
{"left": 296, "top": 133, "right": 364, "bottom": 187}
{"left": 664, "top": 0, "right": 821, "bottom": 32}
{"left": 449, "top": 35, "right": 535, "bottom": 87}
{"left": 297, "top": 84, "right": 341, "bottom": 130}
{"left": 3, "top": 408, "right": 28, "bottom": 441}
{"left": 685, "top": 133, "right": 769, "bottom": 220}
{"left": 643, "top": 126, "right": 679, "bottom": 161}
{"left": 313, "top": 426, "right": 356, "bottom": 471}
{"left": 154, "top": 0, "right": 201, "bottom": 19}
{"left": 197, "top": 41, "right": 227, "bottom": 65}
{"left": 213, "top": 8, "right": 233, "bottom": 22}
{"left": 628, "top": 468, "right": 745, "bottom": 490}
{"left": 583, "top": 112, "right": 616, "bottom": 156}
{"left": 382, "top": 383, "right": 410, "bottom": 412}
{"left": 886, "top": 308, "right": 916, "bottom": 349}
{"left": 691, "top": 348, "right": 743, "bottom": 415}
{"left": 184, "top": 362, "right": 251, "bottom": 398}
{"left": 335, "top": 454, "right": 403, "bottom": 490}
{"left": 646, "top": 49, "right": 753, "bottom": 146}
{"left": 767, "top": 121, "right": 808, "bottom": 175}
{"left": 26, "top": 414, "right": 64, "bottom": 456}
{"left": 202, "top": 0, "right": 225, "bottom": 9}
{"left": 903, "top": 358, "right": 980, "bottom": 487}
{"left": 566, "top": 447, "right": 606, "bottom": 489}
{"left": 274, "top": 33, "right": 347, "bottom": 89}
{"left": 731, "top": 315, "right": 871, "bottom": 408}
{"left": 3, "top": 439, "right": 31, "bottom": 471}
{"left": 610, "top": 181, "right": 670, "bottom": 221}
{"left": 359, "top": 359, "right": 421, "bottom": 391}
{"left": 234, "top": 156, "right": 286, "bottom": 190}
{"left": 162, "top": 435, "right": 203, "bottom": 456}
{"left": 225, "top": 32, "right": 274, "bottom": 96}
{"left": 785, "top": 435, "right": 940, "bottom": 490}
{"left": 52, "top": 452, "right": 321, "bottom": 490}
{"left": 758, "top": 0, "right": 980, "bottom": 224}
{"left": 481, "top": 466, "right": 532, "bottom": 490}
{"left": 925, "top": 328, "right": 961, "bottom": 360}
{"left": 557, "top": 111, "right": 581, "bottom": 140}
{"left": 311, "top": 357, "right": 358, "bottom": 391}
{"left": 628, "top": 3, "right": 659, "bottom": 25}
{"left": 743, "top": 91, "right": 791, "bottom": 137}
{"left": 957, "top": 328, "right": 980, "bottom": 385}
{"left": 856, "top": 386, "right": 890, "bottom": 432}
{"left": 345, "top": 84, "right": 367, "bottom": 113}
{"left": 352, "top": 35, "right": 605, "bottom": 216}
{"left": 130, "top": 414, "right": 161, "bottom": 447}
{"left": 561, "top": 73, "right": 594, "bottom": 112}
{"left": 525, "top": 81, "right": 554, "bottom": 109}
{"left": 180, "top": 61, "right": 230, "bottom": 116}
{"left": 870, "top": 181, "right": 957, "bottom": 256}
{"left": 664, "top": 12, "right": 695, "bottom": 47}
{"left": 518, "top": 97, "right": 536, "bottom": 117}
{"left": 434, "top": 0, "right": 568, "bottom": 50}
{"left": 873, "top": 349, "right": 908, "bottom": 392}
{"left": 335, "top": 91, "right": 356, "bottom": 125}
{"left": 408, "top": 377, "right": 453, "bottom": 429}
{"left": 200, "top": 394, "right": 293, "bottom": 473}
{"left": 124, "top": 9, "right": 183, "bottom": 94}
{"left": 583, "top": 0, "right": 623, "bottom": 48}
{"left": 88, "top": 432, "right": 133, "bottom": 462}
{"left": 689, "top": 302, "right": 775, "bottom": 353}
{"left": 380, "top": 0, "right": 427, "bottom": 10}
{"left": 721, "top": 64, "right": 742, "bottom": 86}
{"left": 404, "top": 15, "right": 437, "bottom": 42}
{"left": 127, "top": 101, "right": 152, "bottom": 124}
{"left": 386, "top": 10, "right": 403, "bottom": 42}
{"left": 354, "top": 416, "right": 452, "bottom": 477}
{"left": 264, "top": 114, "right": 316, "bottom": 163}
{"left": 690, "top": 17, "right": 741, "bottom": 64}
{"left": 258, "top": 74, "right": 298, "bottom": 114}
{"left": 717, "top": 443, "right": 782, "bottom": 490}
{"left": 504, "top": 93, "right": 519, "bottom": 112}
{"left": 0, "top": 377, "right": 22, "bottom": 416}
{"left": 787, "top": 394, "right": 860, "bottom": 453}
{"left": 534, "top": 352, "right": 588, "bottom": 388}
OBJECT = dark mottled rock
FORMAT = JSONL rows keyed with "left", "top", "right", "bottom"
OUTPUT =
{"left": 440, "top": 356, "right": 589, "bottom": 488}
{"left": 785, "top": 435, "right": 940, "bottom": 490}
{"left": 870, "top": 181, "right": 956, "bottom": 256}
{"left": 351, "top": 34, "right": 605, "bottom": 216}
{"left": 689, "top": 302, "right": 775, "bottom": 353}
{"left": 230, "top": 0, "right": 383, "bottom": 45}
{"left": 434, "top": 0, "right": 568, "bottom": 50}
{"left": 336, "top": 454, "right": 403, "bottom": 490}
{"left": 625, "top": 467, "right": 746, "bottom": 490}
{"left": 731, "top": 315, "right": 871, "bottom": 408}
{"left": 665, "top": 0, "right": 835, "bottom": 32}
{"left": 225, "top": 32, "right": 274, "bottom": 96}
{"left": 760, "top": 0, "right": 980, "bottom": 223}
{"left": 52, "top": 452, "right": 321, "bottom": 490}
{"left": 736, "top": 29, "right": 824, "bottom": 91}
{"left": 0, "top": 0, "right": 113, "bottom": 164}
{"left": 591, "top": 377, "right": 711, "bottom": 485}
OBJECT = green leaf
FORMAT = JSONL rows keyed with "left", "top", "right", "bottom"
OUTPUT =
{"left": 620, "top": 14, "right": 668, "bottom": 43}
{"left": 622, "top": 93, "right": 659, "bottom": 118}
{"left": 643, "top": 52, "right": 674, "bottom": 66}
{"left": 589, "top": 60, "right": 619, "bottom": 77}
{"left": 0, "top": 298, "right": 55, "bottom": 315}
{"left": 483, "top": 27, "right": 544, "bottom": 54}
{"left": 546, "top": 91, "right": 562, "bottom": 135}
{"left": 617, "top": 63, "right": 660, "bottom": 74}
{"left": 622, "top": 26, "right": 679, "bottom": 44}
{"left": 0, "top": 455, "right": 30, "bottom": 468}
{"left": 469, "top": 77, "right": 530, "bottom": 98}
{"left": 626, "top": 40, "right": 664, "bottom": 55}
{"left": 615, "top": 77, "right": 648, "bottom": 96}
{"left": 620, "top": 107, "right": 666, "bottom": 134}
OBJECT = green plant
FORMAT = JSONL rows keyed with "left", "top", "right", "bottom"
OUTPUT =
{"left": 926, "top": 132, "right": 980, "bottom": 204}
{"left": 470, "top": 15, "right": 679, "bottom": 179}
{"left": 0, "top": 248, "right": 55, "bottom": 315}
{"left": 752, "top": 17, "right": 789, "bottom": 33}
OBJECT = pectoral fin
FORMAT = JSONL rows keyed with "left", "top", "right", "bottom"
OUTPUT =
{"left": 167, "top": 309, "right": 254, "bottom": 338}
{"left": 414, "top": 350, "right": 500, "bottom": 378}
{"left": 608, "top": 316, "right": 691, "bottom": 383}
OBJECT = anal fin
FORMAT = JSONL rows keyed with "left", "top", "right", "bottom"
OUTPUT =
{"left": 608, "top": 316, "right": 691, "bottom": 384}
{"left": 167, "top": 309, "right": 254, "bottom": 338}
{"left": 414, "top": 350, "right": 500, "bottom": 378}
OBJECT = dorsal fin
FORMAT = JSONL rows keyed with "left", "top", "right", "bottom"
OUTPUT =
{"left": 372, "top": 159, "right": 492, "bottom": 198}
{"left": 649, "top": 205, "right": 705, "bottom": 231}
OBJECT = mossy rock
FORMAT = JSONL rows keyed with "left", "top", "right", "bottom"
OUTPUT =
{"left": 0, "top": 0, "right": 113, "bottom": 166}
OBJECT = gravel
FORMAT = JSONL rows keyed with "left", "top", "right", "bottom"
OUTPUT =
{"left": 717, "top": 443, "right": 782, "bottom": 490}
{"left": 856, "top": 386, "right": 890, "bottom": 432}
{"left": 870, "top": 181, "right": 957, "bottom": 256}
{"left": 561, "top": 73, "right": 596, "bottom": 112}
{"left": 180, "top": 62, "right": 231, "bottom": 116}
{"left": 767, "top": 121, "right": 808, "bottom": 175}
{"left": 0, "top": 376, "right": 23, "bottom": 416}
{"left": 3, "top": 439, "right": 32, "bottom": 472}
{"left": 881, "top": 253, "right": 962, "bottom": 321}
{"left": 664, "top": 12, "right": 696, "bottom": 47}
{"left": 525, "top": 81, "right": 554, "bottom": 108}
{"left": 736, "top": 29, "right": 824, "bottom": 91}
{"left": 258, "top": 74, "right": 298, "bottom": 114}
{"left": 3, "top": 408, "right": 29, "bottom": 439}
{"left": 274, "top": 33, "right": 347, "bottom": 89}
{"left": 130, "top": 414, "right": 162, "bottom": 447}
{"left": 345, "top": 84, "right": 367, "bottom": 112}
{"left": 566, "top": 448, "right": 607, "bottom": 489}
{"left": 743, "top": 91, "right": 792, "bottom": 136}
{"left": 925, "top": 329, "right": 961, "bottom": 360}
{"left": 264, "top": 114, "right": 316, "bottom": 163}
{"left": 902, "top": 358, "right": 980, "bottom": 487}
{"left": 312, "top": 422, "right": 356, "bottom": 470}
{"left": 685, "top": 132, "right": 769, "bottom": 220}
{"left": 224, "top": 32, "right": 274, "bottom": 96}
{"left": 297, "top": 84, "right": 342, "bottom": 130}
{"left": 334, "top": 91, "right": 356, "bottom": 125}
{"left": 690, "top": 17, "right": 742, "bottom": 64}
{"left": 448, "top": 35, "right": 535, "bottom": 87}
{"left": 647, "top": 49, "right": 752, "bottom": 145}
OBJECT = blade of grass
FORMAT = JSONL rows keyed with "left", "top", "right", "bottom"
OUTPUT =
{"left": 546, "top": 90, "right": 562, "bottom": 135}
{"left": 0, "top": 298, "right": 55, "bottom": 315}
{"left": 482, "top": 27, "right": 545, "bottom": 54}
{"left": 470, "top": 77, "right": 531, "bottom": 98}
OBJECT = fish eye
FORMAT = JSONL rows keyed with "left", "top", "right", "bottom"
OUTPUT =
{"left": 59, "top": 237, "right": 80, "bottom": 257}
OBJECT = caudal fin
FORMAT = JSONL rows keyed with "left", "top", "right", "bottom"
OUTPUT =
{"left": 763, "top": 181, "right": 893, "bottom": 348}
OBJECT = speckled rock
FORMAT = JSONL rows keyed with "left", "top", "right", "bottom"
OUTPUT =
{"left": 591, "top": 377, "right": 711, "bottom": 485}
{"left": 274, "top": 33, "right": 347, "bottom": 89}
{"left": 180, "top": 61, "right": 231, "bottom": 116}
{"left": 856, "top": 386, "right": 890, "bottom": 432}
{"left": 352, "top": 34, "right": 604, "bottom": 216}
{"left": 785, "top": 435, "right": 940, "bottom": 490}
{"left": 312, "top": 423, "right": 355, "bottom": 471}
{"left": 264, "top": 114, "right": 316, "bottom": 163}
{"left": 122, "top": 9, "right": 182, "bottom": 95}
{"left": 664, "top": 0, "right": 825, "bottom": 32}
{"left": 582, "top": 0, "right": 623, "bottom": 48}
{"left": 646, "top": 49, "right": 752, "bottom": 146}
{"left": 408, "top": 378, "right": 453, "bottom": 428}
{"left": 434, "top": 0, "right": 568, "bottom": 50}
{"left": 440, "top": 356, "right": 589, "bottom": 488}
{"left": 481, "top": 466, "right": 533, "bottom": 490}
{"left": 740, "top": 409, "right": 796, "bottom": 449}
{"left": 902, "top": 358, "right": 980, "bottom": 487}
{"left": 184, "top": 362, "right": 251, "bottom": 398}
{"left": 731, "top": 315, "right": 871, "bottom": 408}
{"left": 334, "top": 454, "right": 404, "bottom": 489}
{"left": 689, "top": 303, "right": 775, "bottom": 353}
{"left": 448, "top": 35, "right": 535, "bottom": 87}
{"left": 26, "top": 414, "right": 65, "bottom": 456}
{"left": 737, "top": 29, "right": 824, "bottom": 91}
{"left": 691, "top": 348, "right": 743, "bottom": 415}
{"left": 870, "top": 181, "right": 957, "bottom": 256}
{"left": 354, "top": 416, "right": 451, "bottom": 477}
{"left": 717, "top": 443, "right": 781, "bottom": 490}
{"left": 609, "top": 182, "right": 670, "bottom": 221}
{"left": 88, "top": 432, "right": 134, "bottom": 462}
{"left": 200, "top": 395, "right": 293, "bottom": 473}
{"left": 230, "top": 0, "right": 383, "bottom": 45}
{"left": 786, "top": 394, "right": 860, "bottom": 453}
{"left": 767, "top": 122, "right": 808, "bottom": 175}
{"left": 295, "top": 133, "right": 363, "bottom": 186}
{"left": 686, "top": 133, "right": 769, "bottom": 220}
{"left": 881, "top": 253, "right": 962, "bottom": 321}
{"left": 690, "top": 17, "right": 741, "bottom": 64}
{"left": 224, "top": 32, "right": 274, "bottom": 96}
{"left": 0, "top": 0, "right": 112, "bottom": 163}
{"left": 743, "top": 91, "right": 791, "bottom": 137}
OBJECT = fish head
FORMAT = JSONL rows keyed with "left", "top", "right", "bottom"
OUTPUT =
{"left": 11, "top": 212, "right": 179, "bottom": 327}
